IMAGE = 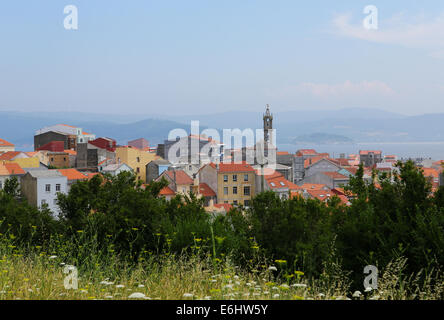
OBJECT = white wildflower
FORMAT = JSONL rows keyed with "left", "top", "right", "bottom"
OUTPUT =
{"left": 183, "top": 293, "right": 193, "bottom": 298}
{"left": 292, "top": 283, "right": 307, "bottom": 288}
{"left": 116, "top": 284, "right": 125, "bottom": 288}
{"left": 128, "top": 292, "right": 146, "bottom": 299}
{"left": 365, "top": 287, "right": 373, "bottom": 292}
{"left": 273, "top": 294, "right": 280, "bottom": 299}
{"left": 49, "top": 255, "right": 57, "bottom": 259}
{"left": 352, "top": 291, "right": 362, "bottom": 298}
{"left": 268, "top": 266, "right": 277, "bottom": 271}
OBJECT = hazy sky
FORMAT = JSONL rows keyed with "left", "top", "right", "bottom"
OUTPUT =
{"left": 1, "top": 0, "right": 444, "bottom": 116}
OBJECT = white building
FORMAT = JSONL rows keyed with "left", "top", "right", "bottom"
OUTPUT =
{"left": 99, "top": 163, "right": 133, "bottom": 176}
{"left": 35, "top": 124, "right": 95, "bottom": 144}
{"left": 21, "top": 170, "right": 68, "bottom": 216}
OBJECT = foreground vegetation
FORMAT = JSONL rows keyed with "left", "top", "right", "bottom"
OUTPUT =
{"left": 0, "top": 160, "right": 443, "bottom": 300}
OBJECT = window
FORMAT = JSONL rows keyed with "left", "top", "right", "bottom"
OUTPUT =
{"left": 244, "top": 200, "right": 250, "bottom": 207}
{"left": 56, "top": 184, "right": 61, "bottom": 192}
{"left": 224, "top": 175, "right": 228, "bottom": 182}
{"left": 233, "top": 200, "right": 238, "bottom": 206}
{"left": 244, "top": 174, "right": 249, "bottom": 182}
{"left": 53, "top": 199, "right": 58, "bottom": 205}
{"left": 50, "top": 158, "right": 54, "bottom": 162}
{"left": 0, "top": 181, "right": 2, "bottom": 189}
{"left": 137, "top": 167, "right": 140, "bottom": 173}
{"left": 224, "top": 187, "right": 228, "bottom": 195}
{"left": 232, "top": 174, "right": 237, "bottom": 182}
{"left": 41, "top": 199, "right": 46, "bottom": 206}
{"left": 137, "top": 157, "right": 140, "bottom": 163}
{"left": 233, "top": 186, "right": 237, "bottom": 194}
{"left": 224, "top": 201, "right": 228, "bottom": 204}
{"left": 244, "top": 186, "right": 250, "bottom": 196}
{"left": 64, "top": 157, "right": 66, "bottom": 161}
{"left": 45, "top": 184, "right": 51, "bottom": 192}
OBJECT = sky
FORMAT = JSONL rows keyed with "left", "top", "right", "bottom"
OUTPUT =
{"left": 0, "top": 0, "right": 444, "bottom": 116}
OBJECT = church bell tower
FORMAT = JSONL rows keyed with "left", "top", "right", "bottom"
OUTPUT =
{"left": 263, "top": 104, "right": 273, "bottom": 144}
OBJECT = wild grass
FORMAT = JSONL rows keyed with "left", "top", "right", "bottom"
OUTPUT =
{"left": 0, "top": 243, "right": 442, "bottom": 300}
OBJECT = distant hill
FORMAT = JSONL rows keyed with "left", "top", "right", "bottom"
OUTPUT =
{"left": 0, "top": 112, "right": 192, "bottom": 149}
{"left": 1, "top": 108, "right": 444, "bottom": 150}
{"left": 293, "top": 133, "right": 354, "bottom": 145}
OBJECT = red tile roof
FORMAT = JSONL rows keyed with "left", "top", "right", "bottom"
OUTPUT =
{"left": 345, "top": 166, "right": 359, "bottom": 175}
{"left": 159, "top": 186, "right": 176, "bottom": 196}
{"left": 0, "top": 138, "right": 14, "bottom": 147}
{"left": 277, "top": 151, "right": 290, "bottom": 155}
{"left": 57, "top": 169, "right": 88, "bottom": 181}
{"left": 422, "top": 168, "right": 439, "bottom": 179}
{"left": 307, "top": 189, "right": 334, "bottom": 202}
{"left": 359, "top": 150, "right": 382, "bottom": 155}
{"left": 297, "top": 149, "right": 318, "bottom": 156}
{"left": 214, "top": 203, "right": 233, "bottom": 212}
{"left": 300, "top": 183, "right": 328, "bottom": 191}
{"left": 0, "top": 162, "right": 25, "bottom": 176}
{"left": 199, "top": 183, "right": 216, "bottom": 197}
{"left": 218, "top": 161, "right": 255, "bottom": 173}
{"left": 164, "top": 170, "right": 194, "bottom": 185}
{"left": 330, "top": 158, "right": 350, "bottom": 166}
{"left": 64, "top": 150, "right": 77, "bottom": 155}
{"left": 0, "top": 151, "right": 22, "bottom": 161}
{"left": 265, "top": 171, "right": 301, "bottom": 191}
{"left": 322, "top": 171, "right": 348, "bottom": 179}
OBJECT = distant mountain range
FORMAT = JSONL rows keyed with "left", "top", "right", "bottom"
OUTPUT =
{"left": 0, "top": 108, "right": 443, "bottom": 150}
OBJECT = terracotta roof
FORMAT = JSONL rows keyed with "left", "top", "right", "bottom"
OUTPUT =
{"left": 265, "top": 171, "right": 301, "bottom": 191}
{"left": 218, "top": 161, "right": 255, "bottom": 173}
{"left": 344, "top": 166, "right": 359, "bottom": 175}
{"left": 300, "top": 183, "right": 328, "bottom": 191}
{"left": 322, "top": 171, "right": 348, "bottom": 179}
{"left": 159, "top": 186, "right": 176, "bottom": 196}
{"left": 297, "top": 149, "right": 318, "bottom": 156}
{"left": 0, "top": 162, "right": 25, "bottom": 176}
{"left": 164, "top": 170, "right": 193, "bottom": 185}
{"left": 25, "top": 151, "right": 38, "bottom": 157}
{"left": 84, "top": 172, "right": 100, "bottom": 180}
{"left": 422, "top": 168, "right": 439, "bottom": 179}
{"left": 0, "top": 138, "right": 14, "bottom": 147}
{"left": 199, "top": 183, "right": 216, "bottom": 197}
{"left": 277, "top": 151, "right": 290, "bottom": 155}
{"left": 214, "top": 203, "right": 233, "bottom": 212}
{"left": 330, "top": 158, "right": 350, "bottom": 166}
{"left": 0, "top": 151, "right": 22, "bottom": 161}
{"left": 307, "top": 189, "right": 334, "bottom": 202}
{"left": 64, "top": 149, "right": 77, "bottom": 155}
{"left": 57, "top": 169, "right": 88, "bottom": 181}
{"left": 359, "top": 150, "right": 382, "bottom": 155}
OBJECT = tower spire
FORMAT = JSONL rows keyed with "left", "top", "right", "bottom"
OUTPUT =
{"left": 263, "top": 104, "right": 273, "bottom": 144}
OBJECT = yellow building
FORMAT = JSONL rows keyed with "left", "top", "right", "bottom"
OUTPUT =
{"left": 217, "top": 162, "right": 256, "bottom": 207}
{"left": 0, "top": 151, "right": 40, "bottom": 169}
{"left": 116, "top": 146, "right": 158, "bottom": 182}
